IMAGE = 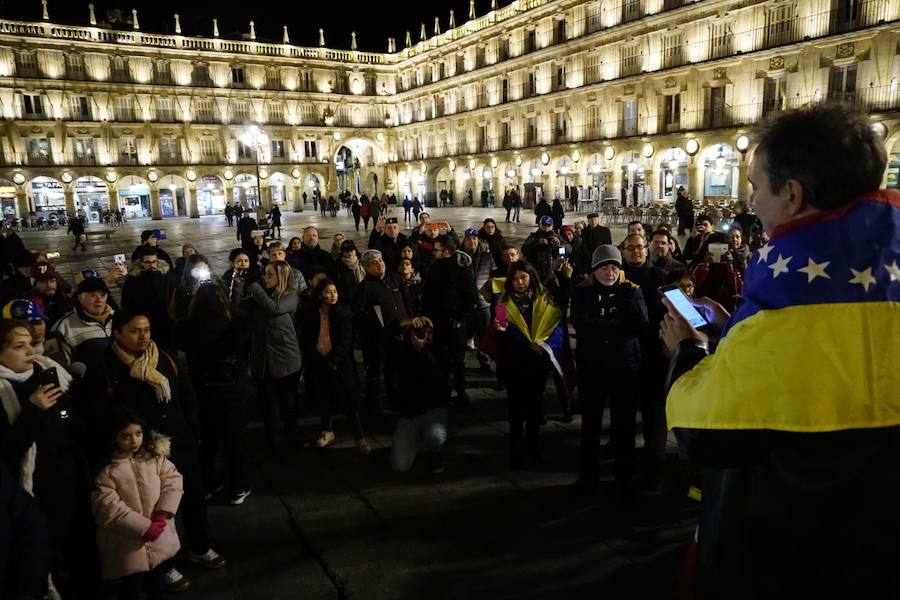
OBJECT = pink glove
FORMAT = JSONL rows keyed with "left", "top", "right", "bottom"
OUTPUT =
{"left": 142, "top": 518, "right": 166, "bottom": 542}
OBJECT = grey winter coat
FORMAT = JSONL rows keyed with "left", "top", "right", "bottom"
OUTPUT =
{"left": 242, "top": 282, "right": 302, "bottom": 379}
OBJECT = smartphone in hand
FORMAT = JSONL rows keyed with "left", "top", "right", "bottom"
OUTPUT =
{"left": 495, "top": 304, "right": 509, "bottom": 328}
{"left": 658, "top": 285, "right": 709, "bottom": 330}
{"left": 36, "top": 367, "right": 59, "bottom": 388}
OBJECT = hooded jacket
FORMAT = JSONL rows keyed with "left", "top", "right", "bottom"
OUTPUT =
{"left": 91, "top": 433, "right": 183, "bottom": 581}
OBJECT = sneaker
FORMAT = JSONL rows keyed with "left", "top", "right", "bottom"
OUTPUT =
{"left": 466, "top": 338, "right": 476, "bottom": 350}
{"left": 189, "top": 548, "right": 227, "bottom": 569}
{"left": 204, "top": 482, "right": 225, "bottom": 501}
{"left": 165, "top": 567, "right": 192, "bottom": 592}
{"left": 229, "top": 489, "right": 252, "bottom": 505}
{"left": 315, "top": 430, "right": 335, "bottom": 448}
{"left": 356, "top": 438, "right": 372, "bottom": 455}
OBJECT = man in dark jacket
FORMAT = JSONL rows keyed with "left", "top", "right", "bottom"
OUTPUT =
{"left": 682, "top": 215, "right": 714, "bottom": 264}
{"left": 730, "top": 199, "right": 762, "bottom": 238}
{"left": 423, "top": 235, "right": 478, "bottom": 404}
{"left": 574, "top": 212, "right": 613, "bottom": 278}
{"left": 130, "top": 230, "right": 174, "bottom": 269}
{"left": 121, "top": 247, "right": 176, "bottom": 349}
{"left": 371, "top": 217, "right": 408, "bottom": 272}
{"left": 352, "top": 250, "right": 421, "bottom": 420}
{"left": 67, "top": 213, "right": 86, "bottom": 251}
{"left": 571, "top": 245, "right": 648, "bottom": 495}
{"left": 621, "top": 232, "right": 668, "bottom": 483}
{"left": 522, "top": 215, "right": 562, "bottom": 257}
{"left": 287, "top": 226, "right": 333, "bottom": 279}
{"left": 236, "top": 213, "right": 258, "bottom": 251}
{"left": 649, "top": 229, "right": 685, "bottom": 275}
{"left": 662, "top": 103, "right": 900, "bottom": 599}
{"left": 674, "top": 187, "right": 694, "bottom": 235}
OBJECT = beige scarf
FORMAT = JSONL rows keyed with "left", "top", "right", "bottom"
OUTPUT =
{"left": 112, "top": 340, "right": 172, "bottom": 403}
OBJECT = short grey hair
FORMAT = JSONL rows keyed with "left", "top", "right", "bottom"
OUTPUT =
{"left": 360, "top": 249, "right": 383, "bottom": 267}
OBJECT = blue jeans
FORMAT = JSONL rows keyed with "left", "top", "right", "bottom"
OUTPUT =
{"left": 390, "top": 408, "right": 449, "bottom": 472}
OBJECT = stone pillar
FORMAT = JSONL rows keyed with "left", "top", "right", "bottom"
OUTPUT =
{"left": 64, "top": 188, "right": 76, "bottom": 215}
{"left": 150, "top": 187, "right": 162, "bottom": 220}
{"left": 108, "top": 184, "right": 119, "bottom": 211}
{"left": 224, "top": 186, "right": 233, "bottom": 207}
{"left": 643, "top": 169, "right": 655, "bottom": 204}
{"left": 261, "top": 184, "right": 271, "bottom": 211}
{"left": 15, "top": 190, "right": 28, "bottom": 217}
{"left": 293, "top": 185, "right": 303, "bottom": 212}
{"left": 737, "top": 161, "right": 750, "bottom": 201}
{"left": 238, "top": 186, "right": 247, "bottom": 209}
{"left": 689, "top": 161, "right": 703, "bottom": 202}
{"left": 186, "top": 186, "right": 199, "bottom": 218}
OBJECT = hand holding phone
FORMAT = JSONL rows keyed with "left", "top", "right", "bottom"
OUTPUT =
{"left": 494, "top": 304, "right": 509, "bottom": 330}
{"left": 658, "top": 285, "right": 708, "bottom": 329}
{"left": 29, "top": 383, "right": 62, "bottom": 411}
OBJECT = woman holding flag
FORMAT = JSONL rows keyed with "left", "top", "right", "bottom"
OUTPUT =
{"left": 491, "top": 261, "right": 566, "bottom": 469}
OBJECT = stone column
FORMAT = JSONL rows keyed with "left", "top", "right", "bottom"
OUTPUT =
{"left": 108, "top": 184, "right": 119, "bottom": 211}
{"left": 689, "top": 161, "right": 703, "bottom": 202}
{"left": 224, "top": 186, "right": 233, "bottom": 208}
{"left": 261, "top": 184, "right": 271, "bottom": 211}
{"left": 63, "top": 188, "right": 76, "bottom": 215}
{"left": 186, "top": 186, "right": 199, "bottom": 218}
{"left": 238, "top": 186, "right": 247, "bottom": 209}
{"left": 150, "top": 187, "right": 162, "bottom": 220}
{"left": 737, "top": 160, "right": 750, "bottom": 201}
{"left": 293, "top": 185, "right": 303, "bottom": 212}
{"left": 15, "top": 190, "right": 29, "bottom": 217}
{"left": 643, "top": 169, "right": 655, "bottom": 204}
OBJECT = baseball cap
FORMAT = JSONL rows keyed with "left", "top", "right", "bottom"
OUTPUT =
{"left": 2, "top": 299, "right": 47, "bottom": 324}
{"left": 539, "top": 215, "right": 554, "bottom": 226}
{"left": 73, "top": 268, "right": 102, "bottom": 287}
{"left": 76, "top": 277, "right": 110, "bottom": 295}
{"left": 591, "top": 245, "right": 622, "bottom": 270}
{"left": 29, "top": 262, "right": 57, "bottom": 282}
{"left": 464, "top": 228, "right": 479, "bottom": 238}
{"left": 340, "top": 239, "right": 357, "bottom": 253}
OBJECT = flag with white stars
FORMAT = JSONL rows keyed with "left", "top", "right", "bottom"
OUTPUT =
{"left": 668, "top": 190, "right": 900, "bottom": 433}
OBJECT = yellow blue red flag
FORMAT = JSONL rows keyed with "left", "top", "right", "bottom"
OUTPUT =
{"left": 667, "top": 190, "right": 900, "bottom": 432}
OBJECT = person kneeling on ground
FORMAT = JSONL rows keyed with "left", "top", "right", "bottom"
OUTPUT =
{"left": 390, "top": 318, "right": 450, "bottom": 474}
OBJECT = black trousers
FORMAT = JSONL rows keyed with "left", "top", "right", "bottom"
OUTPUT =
{"left": 639, "top": 356, "right": 668, "bottom": 463}
{"left": 577, "top": 365, "right": 637, "bottom": 484}
{"left": 433, "top": 321, "right": 468, "bottom": 397}
{"left": 256, "top": 372, "right": 300, "bottom": 446}
{"left": 361, "top": 338, "right": 400, "bottom": 416}
{"left": 115, "top": 563, "right": 166, "bottom": 600}
{"left": 309, "top": 368, "right": 364, "bottom": 439}
{"left": 170, "top": 447, "right": 210, "bottom": 555}
{"left": 503, "top": 356, "right": 549, "bottom": 453}
{"left": 197, "top": 389, "right": 247, "bottom": 494}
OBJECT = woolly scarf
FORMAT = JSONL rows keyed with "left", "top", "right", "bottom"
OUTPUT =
{"left": 111, "top": 340, "right": 172, "bottom": 403}
{"left": 341, "top": 255, "right": 366, "bottom": 283}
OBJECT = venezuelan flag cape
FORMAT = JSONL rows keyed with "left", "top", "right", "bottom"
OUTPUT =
{"left": 667, "top": 190, "right": 900, "bottom": 432}
{"left": 497, "top": 283, "right": 567, "bottom": 378}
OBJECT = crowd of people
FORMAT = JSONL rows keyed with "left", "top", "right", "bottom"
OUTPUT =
{"left": 0, "top": 104, "right": 896, "bottom": 600}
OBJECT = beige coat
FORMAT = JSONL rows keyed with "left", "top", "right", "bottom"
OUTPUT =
{"left": 91, "top": 435, "right": 183, "bottom": 581}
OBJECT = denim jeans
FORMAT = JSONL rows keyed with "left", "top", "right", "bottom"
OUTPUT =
{"left": 390, "top": 408, "right": 449, "bottom": 472}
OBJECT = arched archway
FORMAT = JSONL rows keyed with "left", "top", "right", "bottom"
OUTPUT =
{"left": 196, "top": 174, "right": 226, "bottom": 215}
{"left": 234, "top": 174, "right": 259, "bottom": 209}
{"left": 700, "top": 143, "right": 739, "bottom": 200}
{"left": 74, "top": 176, "right": 109, "bottom": 222}
{"left": 332, "top": 137, "right": 389, "bottom": 198}
{"left": 657, "top": 147, "right": 689, "bottom": 201}
{"left": 885, "top": 134, "right": 900, "bottom": 190}
{"left": 614, "top": 150, "right": 647, "bottom": 206}
{"left": 267, "top": 172, "right": 290, "bottom": 207}
{"left": 0, "top": 178, "right": 15, "bottom": 218}
{"left": 27, "top": 176, "right": 65, "bottom": 217}
{"left": 118, "top": 175, "right": 152, "bottom": 220}
{"left": 159, "top": 174, "right": 189, "bottom": 217}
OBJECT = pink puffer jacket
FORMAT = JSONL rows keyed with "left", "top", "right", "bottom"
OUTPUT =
{"left": 91, "top": 434, "right": 183, "bottom": 581}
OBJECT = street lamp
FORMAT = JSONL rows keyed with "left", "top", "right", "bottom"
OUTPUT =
{"left": 239, "top": 125, "right": 269, "bottom": 209}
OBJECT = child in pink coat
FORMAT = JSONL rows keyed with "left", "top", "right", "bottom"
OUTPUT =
{"left": 91, "top": 407, "right": 184, "bottom": 599}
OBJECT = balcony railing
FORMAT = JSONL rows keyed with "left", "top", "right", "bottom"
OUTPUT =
{"left": 157, "top": 153, "right": 183, "bottom": 165}
{"left": 117, "top": 154, "right": 139, "bottom": 165}
{"left": 70, "top": 155, "right": 97, "bottom": 166}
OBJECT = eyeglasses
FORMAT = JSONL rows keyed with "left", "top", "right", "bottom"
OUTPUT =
{"left": 623, "top": 245, "right": 647, "bottom": 252}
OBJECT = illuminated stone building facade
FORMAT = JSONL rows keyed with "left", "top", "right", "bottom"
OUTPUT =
{"left": 1, "top": 0, "right": 898, "bottom": 220}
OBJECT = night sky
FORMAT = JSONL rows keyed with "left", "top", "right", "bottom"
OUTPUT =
{"left": 0, "top": 0, "right": 507, "bottom": 52}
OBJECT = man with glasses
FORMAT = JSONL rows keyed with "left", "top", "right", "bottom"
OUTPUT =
{"left": 121, "top": 247, "right": 176, "bottom": 349}
{"left": 621, "top": 232, "right": 668, "bottom": 487}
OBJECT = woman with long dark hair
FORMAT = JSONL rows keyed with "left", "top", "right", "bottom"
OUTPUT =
{"left": 235, "top": 260, "right": 302, "bottom": 452}
{"left": 492, "top": 261, "right": 565, "bottom": 468}
{"left": 169, "top": 253, "right": 212, "bottom": 321}
{"left": 176, "top": 282, "right": 251, "bottom": 505}
{"left": 299, "top": 279, "right": 368, "bottom": 453}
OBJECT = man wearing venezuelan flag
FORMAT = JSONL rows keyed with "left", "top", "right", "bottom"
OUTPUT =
{"left": 661, "top": 103, "right": 899, "bottom": 599}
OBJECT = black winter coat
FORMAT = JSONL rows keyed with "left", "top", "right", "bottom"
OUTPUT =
{"left": 570, "top": 280, "right": 647, "bottom": 373}
{"left": 422, "top": 256, "right": 478, "bottom": 325}
{"left": 79, "top": 347, "right": 199, "bottom": 465}
{"left": 372, "top": 233, "right": 409, "bottom": 272}
{"left": 395, "top": 342, "right": 450, "bottom": 419}
{"left": 299, "top": 304, "right": 359, "bottom": 404}
{"left": 0, "top": 367, "right": 90, "bottom": 542}
{"left": 287, "top": 245, "right": 333, "bottom": 279}
{"left": 0, "top": 465, "right": 49, "bottom": 600}
{"left": 176, "top": 310, "right": 251, "bottom": 398}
